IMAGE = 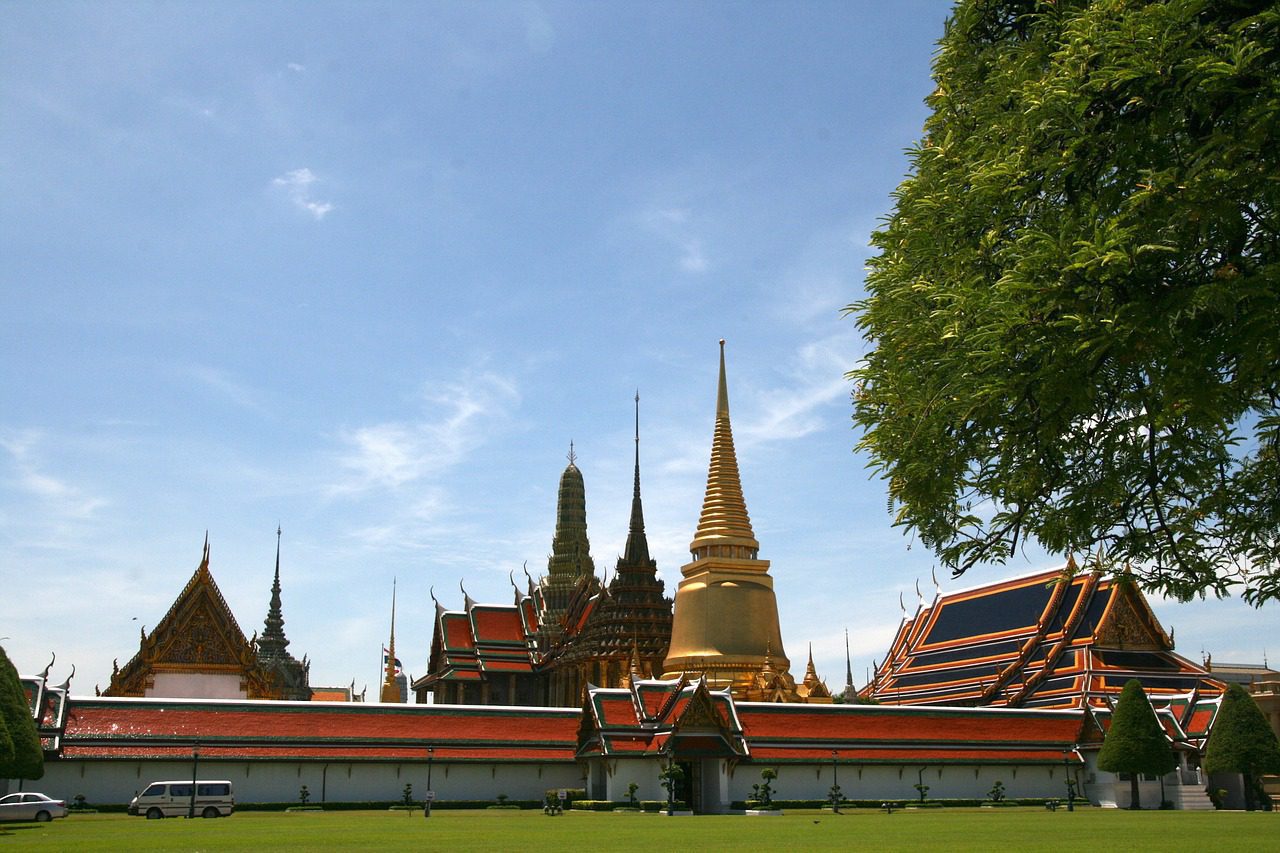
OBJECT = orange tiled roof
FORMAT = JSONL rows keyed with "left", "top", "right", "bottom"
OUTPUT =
{"left": 62, "top": 697, "right": 580, "bottom": 763}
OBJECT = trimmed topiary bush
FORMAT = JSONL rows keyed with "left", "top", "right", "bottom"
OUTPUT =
{"left": 1097, "top": 679, "right": 1176, "bottom": 809}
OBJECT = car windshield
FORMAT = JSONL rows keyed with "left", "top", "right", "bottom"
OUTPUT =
{"left": 141, "top": 784, "right": 165, "bottom": 797}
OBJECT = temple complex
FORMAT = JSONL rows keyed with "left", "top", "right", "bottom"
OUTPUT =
{"left": 415, "top": 397, "right": 673, "bottom": 707}
{"left": 662, "top": 341, "right": 798, "bottom": 700}
{"left": 416, "top": 345, "right": 814, "bottom": 707}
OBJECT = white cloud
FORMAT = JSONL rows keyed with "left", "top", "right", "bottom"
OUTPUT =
{"left": 330, "top": 370, "right": 520, "bottom": 495}
{"left": 272, "top": 167, "right": 334, "bottom": 220}
{"left": 737, "top": 336, "right": 857, "bottom": 447}
{"left": 0, "top": 429, "right": 106, "bottom": 519}
{"left": 287, "top": 62, "right": 306, "bottom": 73}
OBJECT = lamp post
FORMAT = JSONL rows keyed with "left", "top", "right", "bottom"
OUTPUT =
{"left": 831, "top": 750, "right": 841, "bottom": 814}
{"left": 424, "top": 746, "right": 434, "bottom": 819}
{"left": 1062, "top": 748, "right": 1074, "bottom": 812}
{"left": 187, "top": 743, "right": 200, "bottom": 819}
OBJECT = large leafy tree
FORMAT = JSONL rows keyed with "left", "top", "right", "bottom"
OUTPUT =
{"left": 848, "top": 0, "right": 1280, "bottom": 603}
{"left": 1203, "top": 682, "right": 1280, "bottom": 810}
{"left": 0, "top": 646, "right": 44, "bottom": 781}
{"left": 1097, "top": 679, "right": 1177, "bottom": 808}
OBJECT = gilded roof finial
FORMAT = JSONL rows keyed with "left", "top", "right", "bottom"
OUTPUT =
{"left": 567, "top": 441, "right": 577, "bottom": 467}
{"left": 716, "top": 339, "right": 729, "bottom": 417}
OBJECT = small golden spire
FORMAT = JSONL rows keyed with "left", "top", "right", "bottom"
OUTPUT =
{"left": 380, "top": 578, "right": 402, "bottom": 703}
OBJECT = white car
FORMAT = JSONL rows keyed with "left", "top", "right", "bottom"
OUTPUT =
{"left": 0, "top": 792, "right": 69, "bottom": 822}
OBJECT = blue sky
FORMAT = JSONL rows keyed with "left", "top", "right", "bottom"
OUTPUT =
{"left": 2, "top": 1, "right": 1272, "bottom": 695}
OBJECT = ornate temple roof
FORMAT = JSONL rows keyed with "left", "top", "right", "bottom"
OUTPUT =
{"left": 578, "top": 677, "right": 748, "bottom": 758}
{"left": 867, "top": 565, "right": 1224, "bottom": 709}
{"left": 417, "top": 589, "right": 540, "bottom": 689}
{"left": 104, "top": 537, "right": 273, "bottom": 699}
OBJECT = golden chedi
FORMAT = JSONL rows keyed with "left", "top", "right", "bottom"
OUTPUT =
{"left": 663, "top": 341, "right": 795, "bottom": 698}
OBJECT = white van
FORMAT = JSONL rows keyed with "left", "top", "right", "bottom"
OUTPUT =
{"left": 128, "top": 780, "right": 235, "bottom": 819}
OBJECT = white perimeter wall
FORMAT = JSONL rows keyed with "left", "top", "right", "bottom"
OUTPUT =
{"left": 29, "top": 760, "right": 584, "bottom": 806}
{"left": 725, "top": 762, "right": 1076, "bottom": 804}
{"left": 25, "top": 758, "right": 1091, "bottom": 808}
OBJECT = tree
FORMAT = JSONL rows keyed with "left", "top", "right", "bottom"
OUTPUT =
{"left": 0, "top": 645, "right": 44, "bottom": 780}
{"left": 1202, "top": 682, "right": 1280, "bottom": 810}
{"left": 847, "top": 0, "right": 1280, "bottom": 604}
{"left": 1097, "top": 679, "right": 1176, "bottom": 808}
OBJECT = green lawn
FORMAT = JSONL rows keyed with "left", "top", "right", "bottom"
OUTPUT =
{"left": 2, "top": 808, "right": 1276, "bottom": 852}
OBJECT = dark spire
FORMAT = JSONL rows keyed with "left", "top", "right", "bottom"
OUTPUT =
{"left": 547, "top": 443, "right": 593, "bottom": 582}
{"left": 259, "top": 525, "right": 289, "bottom": 657}
{"left": 622, "top": 390, "right": 651, "bottom": 565}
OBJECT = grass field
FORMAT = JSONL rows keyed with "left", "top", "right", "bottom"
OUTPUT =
{"left": 2, "top": 807, "right": 1277, "bottom": 851}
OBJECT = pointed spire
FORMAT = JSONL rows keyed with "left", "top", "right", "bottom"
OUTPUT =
{"left": 259, "top": 525, "right": 289, "bottom": 656}
{"left": 844, "top": 629, "right": 855, "bottom": 693}
{"left": 803, "top": 643, "right": 819, "bottom": 681}
{"left": 689, "top": 340, "right": 759, "bottom": 556}
{"left": 380, "top": 578, "right": 401, "bottom": 703}
{"left": 546, "top": 443, "right": 595, "bottom": 588}
{"left": 622, "top": 390, "right": 652, "bottom": 565}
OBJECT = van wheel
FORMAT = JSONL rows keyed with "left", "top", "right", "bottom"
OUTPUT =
{"left": 202, "top": 806, "right": 219, "bottom": 819}
{"left": 146, "top": 807, "right": 164, "bottom": 819}
{"left": 35, "top": 810, "right": 52, "bottom": 822}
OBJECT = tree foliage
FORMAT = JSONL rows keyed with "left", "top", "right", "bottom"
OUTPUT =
{"left": 0, "top": 709, "right": 13, "bottom": 771}
{"left": 1097, "top": 679, "right": 1176, "bottom": 808}
{"left": 848, "top": 0, "right": 1280, "bottom": 603}
{"left": 0, "top": 646, "right": 44, "bottom": 780}
{"left": 1203, "top": 682, "right": 1280, "bottom": 809}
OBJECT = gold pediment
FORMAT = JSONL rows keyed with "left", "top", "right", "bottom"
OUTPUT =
{"left": 1094, "top": 581, "right": 1171, "bottom": 651}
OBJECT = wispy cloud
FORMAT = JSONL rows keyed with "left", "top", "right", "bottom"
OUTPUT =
{"left": 286, "top": 62, "right": 306, "bottom": 73}
{"left": 180, "top": 365, "right": 269, "bottom": 415}
{"left": 518, "top": 2, "right": 555, "bottom": 54}
{"left": 272, "top": 168, "right": 334, "bottom": 220}
{"left": 330, "top": 370, "right": 520, "bottom": 495}
{"left": 737, "top": 337, "right": 857, "bottom": 447}
{"left": 0, "top": 429, "right": 106, "bottom": 519}
{"left": 640, "top": 206, "right": 708, "bottom": 273}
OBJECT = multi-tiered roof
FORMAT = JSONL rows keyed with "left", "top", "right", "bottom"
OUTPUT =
{"left": 867, "top": 563, "right": 1224, "bottom": 710}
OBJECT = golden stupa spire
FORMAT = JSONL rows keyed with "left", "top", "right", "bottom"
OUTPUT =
{"left": 380, "top": 578, "right": 402, "bottom": 703}
{"left": 663, "top": 340, "right": 793, "bottom": 699}
{"left": 689, "top": 339, "right": 759, "bottom": 559}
